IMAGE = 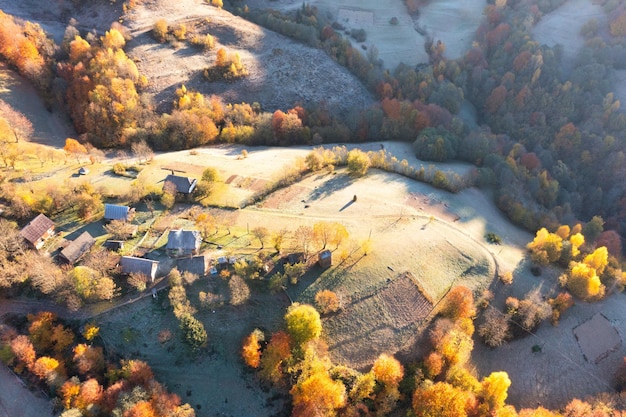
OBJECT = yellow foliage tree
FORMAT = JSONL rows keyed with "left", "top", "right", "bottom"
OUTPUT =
{"left": 527, "top": 228, "right": 562, "bottom": 265}
{"left": 102, "top": 29, "right": 126, "bottom": 50}
{"left": 284, "top": 303, "right": 322, "bottom": 347}
{"left": 372, "top": 353, "right": 404, "bottom": 387}
{"left": 82, "top": 323, "right": 99, "bottom": 342}
{"left": 413, "top": 382, "right": 474, "bottom": 417}
{"left": 569, "top": 233, "right": 584, "bottom": 258}
{"left": 583, "top": 246, "right": 608, "bottom": 275}
{"left": 568, "top": 262, "right": 603, "bottom": 300}
{"left": 481, "top": 371, "right": 511, "bottom": 411}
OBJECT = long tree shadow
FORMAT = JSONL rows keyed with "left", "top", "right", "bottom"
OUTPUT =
{"left": 307, "top": 174, "right": 354, "bottom": 202}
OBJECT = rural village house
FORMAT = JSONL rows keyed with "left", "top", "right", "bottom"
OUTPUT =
{"left": 59, "top": 231, "right": 95, "bottom": 264}
{"left": 177, "top": 255, "right": 210, "bottom": 277}
{"left": 103, "top": 204, "right": 135, "bottom": 222}
{"left": 19, "top": 213, "right": 55, "bottom": 250}
{"left": 166, "top": 230, "right": 201, "bottom": 257}
{"left": 163, "top": 174, "right": 198, "bottom": 194}
{"left": 120, "top": 256, "right": 159, "bottom": 282}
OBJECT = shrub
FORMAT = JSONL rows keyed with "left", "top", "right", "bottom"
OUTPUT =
{"left": 152, "top": 19, "right": 168, "bottom": 42}
{"left": 346, "top": 149, "right": 370, "bottom": 177}
{"left": 315, "top": 290, "right": 341, "bottom": 314}
{"left": 478, "top": 308, "right": 511, "bottom": 347}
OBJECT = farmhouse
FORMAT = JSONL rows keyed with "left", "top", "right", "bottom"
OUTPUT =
{"left": 103, "top": 204, "right": 135, "bottom": 222}
{"left": 177, "top": 255, "right": 210, "bottom": 277}
{"left": 120, "top": 256, "right": 159, "bottom": 282}
{"left": 59, "top": 231, "right": 95, "bottom": 264}
{"left": 164, "top": 174, "right": 198, "bottom": 194}
{"left": 166, "top": 230, "right": 201, "bottom": 257}
{"left": 20, "top": 213, "right": 55, "bottom": 250}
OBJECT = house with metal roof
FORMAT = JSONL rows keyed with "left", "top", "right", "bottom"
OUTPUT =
{"left": 166, "top": 230, "right": 201, "bottom": 257}
{"left": 19, "top": 213, "right": 55, "bottom": 250}
{"left": 59, "top": 231, "right": 95, "bottom": 264}
{"left": 177, "top": 255, "right": 210, "bottom": 277}
{"left": 103, "top": 204, "right": 135, "bottom": 222}
{"left": 163, "top": 174, "right": 198, "bottom": 194}
{"left": 120, "top": 256, "right": 159, "bottom": 282}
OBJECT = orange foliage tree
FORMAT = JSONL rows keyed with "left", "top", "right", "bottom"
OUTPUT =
{"left": 440, "top": 286, "right": 476, "bottom": 321}
{"left": 259, "top": 331, "right": 292, "bottom": 384}
{"left": 241, "top": 329, "right": 264, "bottom": 368}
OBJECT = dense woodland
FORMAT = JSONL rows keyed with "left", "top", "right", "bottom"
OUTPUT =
{"left": 1, "top": 0, "right": 626, "bottom": 415}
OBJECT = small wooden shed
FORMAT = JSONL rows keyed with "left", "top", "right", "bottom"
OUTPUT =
{"left": 318, "top": 250, "right": 332, "bottom": 269}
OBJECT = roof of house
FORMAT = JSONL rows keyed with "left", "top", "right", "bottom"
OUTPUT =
{"left": 60, "top": 231, "right": 95, "bottom": 264}
{"left": 177, "top": 255, "right": 209, "bottom": 276}
{"left": 120, "top": 256, "right": 159, "bottom": 277}
{"left": 166, "top": 230, "right": 201, "bottom": 250}
{"left": 164, "top": 174, "right": 198, "bottom": 194}
{"left": 19, "top": 214, "right": 54, "bottom": 245}
{"left": 104, "top": 204, "right": 130, "bottom": 221}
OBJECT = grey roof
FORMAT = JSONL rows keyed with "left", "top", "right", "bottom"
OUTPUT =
{"left": 60, "top": 231, "right": 95, "bottom": 264}
{"left": 164, "top": 174, "right": 198, "bottom": 194}
{"left": 177, "top": 255, "right": 209, "bottom": 276}
{"left": 78, "top": 167, "right": 89, "bottom": 175}
{"left": 120, "top": 256, "right": 159, "bottom": 278}
{"left": 104, "top": 204, "right": 131, "bottom": 221}
{"left": 166, "top": 230, "right": 201, "bottom": 250}
{"left": 20, "top": 214, "right": 54, "bottom": 245}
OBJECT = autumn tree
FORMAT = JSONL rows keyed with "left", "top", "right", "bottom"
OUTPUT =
{"left": 346, "top": 148, "right": 371, "bottom": 177}
{"left": 284, "top": 303, "right": 322, "bottom": 347}
{"left": 480, "top": 371, "right": 511, "bottom": 412}
{"left": 527, "top": 228, "right": 563, "bottom": 265}
{"left": 440, "top": 286, "right": 476, "bottom": 321}
{"left": 104, "top": 219, "right": 137, "bottom": 240}
{"left": 313, "top": 221, "right": 349, "bottom": 250}
{"left": 241, "top": 329, "right": 264, "bottom": 368}
{"left": 478, "top": 308, "right": 510, "bottom": 347}
{"left": 73, "top": 343, "right": 105, "bottom": 377}
{"left": 131, "top": 139, "right": 154, "bottom": 163}
{"left": 64, "top": 138, "right": 88, "bottom": 163}
{"left": 10, "top": 335, "right": 36, "bottom": 373}
{"left": 413, "top": 381, "right": 474, "bottom": 417}
{"left": 259, "top": 331, "right": 292, "bottom": 384}
{"left": 252, "top": 226, "right": 268, "bottom": 248}
{"left": 315, "top": 290, "right": 341, "bottom": 314}
{"left": 0, "top": 99, "right": 33, "bottom": 143}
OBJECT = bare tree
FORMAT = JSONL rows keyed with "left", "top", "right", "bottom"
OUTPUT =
{"left": 478, "top": 308, "right": 511, "bottom": 347}
{"left": 294, "top": 225, "right": 314, "bottom": 258}
{"left": 252, "top": 226, "right": 268, "bottom": 248}
{"left": 0, "top": 99, "right": 34, "bottom": 143}
{"left": 104, "top": 219, "right": 137, "bottom": 240}
{"left": 131, "top": 139, "right": 154, "bottom": 163}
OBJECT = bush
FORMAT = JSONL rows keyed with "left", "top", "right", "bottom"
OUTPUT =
{"left": 152, "top": 19, "right": 168, "bottom": 42}
{"left": 315, "top": 290, "right": 340, "bottom": 314}
{"left": 347, "top": 149, "right": 371, "bottom": 177}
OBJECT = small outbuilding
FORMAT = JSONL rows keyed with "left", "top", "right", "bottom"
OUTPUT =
{"left": 318, "top": 250, "right": 332, "bottom": 269}
{"left": 120, "top": 256, "right": 159, "bottom": 282}
{"left": 104, "top": 240, "right": 124, "bottom": 251}
{"left": 78, "top": 167, "right": 90, "bottom": 175}
{"left": 59, "top": 231, "right": 95, "bottom": 264}
{"left": 20, "top": 213, "right": 55, "bottom": 250}
{"left": 166, "top": 230, "right": 201, "bottom": 257}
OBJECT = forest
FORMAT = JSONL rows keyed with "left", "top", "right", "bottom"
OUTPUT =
{"left": 0, "top": 0, "right": 626, "bottom": 416}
